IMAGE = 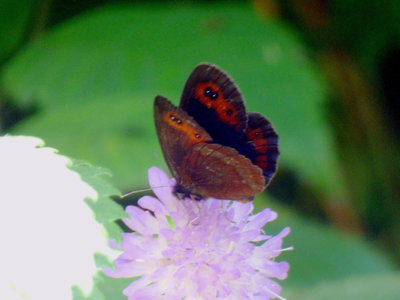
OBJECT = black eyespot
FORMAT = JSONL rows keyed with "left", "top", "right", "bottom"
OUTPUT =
{"left": 204, "top": 87, "right": 218, "bottom": 100}
{"left": 195, "top": 133, "right": 201, "bottom": 139}
{"left": 170, "top": 114, "right": 182, "bottom": 124}
{"left": 204, "top": 87, "right": 213, "bottom": 97}
{"left": 226, "top": 109, "right": 233, "bottom": 116}
{"left": 254, "top": 131, "right": 260, "bottom": 136}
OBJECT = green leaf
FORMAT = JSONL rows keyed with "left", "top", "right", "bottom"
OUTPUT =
{"left": 12, "top": 94, "right": 163, "bottom": 188}
{"left": 255, "top": 197, "right": 394, "bottom": 289}
{"left": 94, "top": 273, "right": 133, "bottom": 300}
{"left": 3, "top": 3, "right": 340, "bottom": 195}
{"left": 69, "top": 158, "right": 126, "bottom": 242}
{"left": 0, "top": 0, "right": 35, "bottom": 62}
{"left": 67, "top": 159, "right": 129, "bottom": 300}
{"left": 72, "top": 284, "right": 105, "bottom": 300}
{"left": 290, "top": 272, "right": 400, "bottom": 300}
{"left": 73, "top": 272, "right": 132, "bottom": 300}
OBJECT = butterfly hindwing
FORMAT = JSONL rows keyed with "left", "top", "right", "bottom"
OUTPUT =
{"left": 181, "top": 143, "right": 265, "bottom": 201}
{"left": 237, "top": 112, "right": 279, "bottom": 185}
{"left": 180, "top": 63, "right": 248, "bottom": 148}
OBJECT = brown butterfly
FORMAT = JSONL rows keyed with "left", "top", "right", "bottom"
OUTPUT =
{"left": 154, "top": 63, "right": 279, "bottom": 202}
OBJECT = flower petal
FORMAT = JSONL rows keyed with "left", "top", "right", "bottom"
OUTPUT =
{"left": 124, "top": 206, "right": 158, "bottom": 235}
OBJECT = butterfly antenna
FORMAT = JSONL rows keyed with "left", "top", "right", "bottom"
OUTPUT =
{"left": 120, "top": 188, "right": 153, "bottom": 199}
{"left": 120, "top": 185, "right": 171, "bottom": 199}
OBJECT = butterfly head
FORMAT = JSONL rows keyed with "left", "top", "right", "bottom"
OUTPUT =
{"left": 173, "top": 183, "right": 203, "bottom": 201}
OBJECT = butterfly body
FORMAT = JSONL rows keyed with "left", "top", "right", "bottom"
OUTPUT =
{"left": 154, "top": 64, "right": 279, "bottom": 202}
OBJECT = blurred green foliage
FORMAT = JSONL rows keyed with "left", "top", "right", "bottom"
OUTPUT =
{"left": 0, "top": 0, "right": 36, "bottom": 62}
{"left": 1, "top": 0, "right": 400, "bottom": 299}
{"left": 257, "top": 197, "right": 398, "bottom": 299}
{"left": 3, "top": 3, "right": 340, "bottom": 197}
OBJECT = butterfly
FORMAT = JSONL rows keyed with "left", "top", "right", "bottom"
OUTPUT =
{"left": 154, "top": 63, "right": 279, "bottom": 202}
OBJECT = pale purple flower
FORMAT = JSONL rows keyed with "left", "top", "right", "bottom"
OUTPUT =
{"left": 105, "top": 167, "right": 290, "bottom": 299}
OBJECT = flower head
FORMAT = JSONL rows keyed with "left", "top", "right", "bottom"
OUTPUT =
{"left": 105, "top": 167, "right": 290, "bottom": 299}
{"left": 0, "top": 136, "right": 113, "bottom": 300}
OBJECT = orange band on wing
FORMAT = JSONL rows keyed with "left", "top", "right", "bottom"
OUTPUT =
{"left": 255, "top": 155, "right": 268, "bottom": 169}
{"left": 195, "top": 82, "right": 240, "bottom": 128}
{"left": 164, "top": 112, "right": 209, "bottom": 143}
{"left": 246, "top": 128, "right": 268, "bottom": 153}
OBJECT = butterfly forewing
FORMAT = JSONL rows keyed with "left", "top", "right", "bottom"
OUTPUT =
{"left": 180, "top": 63, "right": 248, "bottom": 147}
{"left": 154, "top": 96, "right": 212, "bottom": 179}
